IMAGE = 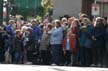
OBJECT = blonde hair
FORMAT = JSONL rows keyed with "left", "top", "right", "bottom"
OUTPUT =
{"left": 80, "top": 14, "right": 88, "bottom": 18}
{"left": 82, "top": 18, "right": 91, "bottom": 25}
{"left": 71, "top": 19, "right": 80, "bottom": 27}
{"left": 16, "top": 30, "right": 21, "bottom": 35}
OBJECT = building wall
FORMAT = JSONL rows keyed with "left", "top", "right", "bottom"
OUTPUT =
{"left": 53, "top": 0, "right": 82, "bottom": 18}
{"left": 82, "top": 0, "right": 94, "bottom": 20}
{"left": 96, "top": 0, "right": 108, "bottom": 17}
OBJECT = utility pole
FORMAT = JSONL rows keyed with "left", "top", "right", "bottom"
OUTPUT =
{"left": 6, "top": 0, "right": 9, "bottom": 24}
{"left": 0, "top": 0, "right": 3, "bottom": 26}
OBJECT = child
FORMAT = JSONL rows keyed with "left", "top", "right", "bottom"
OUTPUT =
{"left": 14, "top": 30, "right": 24, "bottom": 64}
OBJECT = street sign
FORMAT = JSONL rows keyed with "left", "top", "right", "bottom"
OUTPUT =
{"left": 92, "top": 3, "right": 100, "bottom": 16}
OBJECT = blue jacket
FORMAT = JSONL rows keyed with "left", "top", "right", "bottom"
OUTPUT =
{"left": 93, "top": 26, "right": 106, "bottom": 47}
{"left": 84, "top": 25, "right": 94, "bottom": 48}
{"left": 32, "top": 26, "right": 42, "bottom": 42}
{"left": 5, "top": 25, "right": 15, "bottom": 38}
{"left": 5, "top": 25, "right": 15, "bottom": 53}
{"left": 50, "top": 27, "right": 63, "bottom": 45}
{"left": 79, "top": 25, "right": 94, "bottom": 48}
{"left": 79, "top": 28, "right": 88, "bottom": 47}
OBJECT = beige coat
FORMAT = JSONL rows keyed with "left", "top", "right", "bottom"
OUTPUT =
{"left": 39, "top": 31, "right": 50, "bottom": 51}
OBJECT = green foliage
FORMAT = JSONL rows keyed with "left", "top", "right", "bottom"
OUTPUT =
{"left": 36, "top": 6, "right": 45, "bottom": 17}
{"left": 11, "top": 6, "right": 45, "bottom": 19}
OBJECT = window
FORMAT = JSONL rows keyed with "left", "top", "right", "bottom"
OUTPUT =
{"left": 97, "top": 2, "right": 108, "bottom": 17}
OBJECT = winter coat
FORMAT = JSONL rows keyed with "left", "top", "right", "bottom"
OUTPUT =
{"left": 93, "top": 25, "right": 106, "bottom": 47}
{"left": 25, "top": 33, "right": 35, "bottom": 51}
{"left": 32, "top": 26, "right": 42, "bottom": 42}
{"left": 5, "top": 25, "right": 15, "bottom": 38}
{"left": 79, "top": 25, "right": 94, "bottom": 48}
{"left": 79, "top": 26, "right": 88, "bottom": 47}
{"left": 50, "top": 27, "right": 63, "bottom": 45}
{"left": 84, "top": 25, "right": 94, "bottom": 48}
{"left": 40, "top": 31, "right": 50, "bottom": 51}
{"left": 62, "top": 27, "right": 80, "bottom": 54}
{"left": 0, "top": 32, "right": 6, "bottom": 52}
{"left": 14, "top": 36, "right": 23, "bottom": 52}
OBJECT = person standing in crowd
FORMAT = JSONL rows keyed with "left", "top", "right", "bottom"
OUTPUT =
{"left": 61, "top": 17, "right": 70, "bottom": 34}
{"left": 62, "top": 19, "right": 80, "bottom": 66}
{"left": 50, "top": 20, "right": 64, "bottom": 66}
{"left": 92, "top": 17, "right": 106, "bottom": 67}
{"left": 24, "top": 27, "right": 34, "bottom": 64}
{"left": 79, "top": 18, "right": 94, "bottom": 66}
{"left": 62, "top": 17, "right": 75, "bottom": 39}
{"left": 4, "top": 27, "right": 12, "bottom": 64}
{"left": 39, "top": 24, "right": 52, "bottom": 65}
{"left": 105, "top": 21, "right": 108, "bottom": 67}
{"left": 70, "top": 19, "right": 80, "bottom": 66}
{"left": 32, "top": 21, "right": 42, "bottom": 53}
{"left": 101, "top": 17, "right": 108, "bottom": 67}
{"left": 13, "top": 30, "right": 24, "bottom": 64}
{"left": 0, "top": 27, "right": 6, "bottom": 63}
{"left": 21, "top": 26, "right": 28, "bottom": 63}
{"left": 31, "top": 20, "right": 42, "bottom": 64}
{"left": 5, "top": 20, "right": 16, "bottom": 63}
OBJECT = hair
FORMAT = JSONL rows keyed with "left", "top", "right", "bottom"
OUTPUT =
{"left": 96, "top": 17, "right": 103, "bottom": 23}
{"left": 61, "top": 17, "right": 67, "bottom": 22}
{"left": 103, "top": 17, "right": 107, "bottom": 21}
{"left": 55, "top": 20, "right": 61, "bottom": 27}
{"left": 71, "top": 19, "right": 80, "bottom": 27}
{"left": 82, "top": 18, "right": 91, "bottom": 25}
{"left": 47, "top": 24, "right": 52, "bottom": 29}
{"left": 16, "top": 30, "right": 21, "bottom": 35}
{"left": 80, "top": 14, "right": 88, "bottom": 18}
{"left": 95, "top": 17, "right": 104, "bottom": 27}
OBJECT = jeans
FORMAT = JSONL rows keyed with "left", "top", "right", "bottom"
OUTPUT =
{"left": 0, "top": 51, "right": 5, "bottom": 63}
{"left": 72, "top": 53, "right": 79, "bottom": 66}
{"left": 51, "top": 44, "right": 64, "bottom": 65}
{"left": 92, "top": 46, "right": 105, "bottom": 65}
{"left": 27, "top": 50, "right": 33, "bottom": 62}
{"left": 79, "top": 47, "right": 86, "bottom": 66}
{"left": 40, "top": 50, "right": 51, "bottom": 65}
{"left": 85, "top": 48, "right": 92, "bottom": 66}
{"left": 65, "top": 50, "right": 71, "bottom": 65}
{"left": 14, "top": 51, "right": 23, "bottom": 64}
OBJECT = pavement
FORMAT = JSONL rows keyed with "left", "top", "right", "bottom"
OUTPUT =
{"left": 0, "top": 64, "right": 108, "bottom": 71}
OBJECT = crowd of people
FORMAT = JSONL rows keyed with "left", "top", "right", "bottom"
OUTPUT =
{"left": 0, "top": 14, "right": 108, "bottom": 67}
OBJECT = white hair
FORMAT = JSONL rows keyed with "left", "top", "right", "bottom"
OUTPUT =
{"left": 21, "top": 26, "right": 28, "bottom": 31}
{"left": 62, "top": 17, "right": 67, "bottom": 21}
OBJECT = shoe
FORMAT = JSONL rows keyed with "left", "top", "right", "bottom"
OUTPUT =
{"left": 58, "top": 63, "right": 64, "bottom": 66}
{"left": 24, "top": 62, "right": 32, "bottom": 65}
{"left": 72, "top": 64, "right": 78, "bottom": 66}
{"left": 102, "top": 65, "right": 106, "bottom": 68}
{"left": 51, "top": 63, "right": 56, "bottom": 66}
{"left": 90, "top": 64, "right": 96, "bottom": 67}
{"left": 97, "top": 64, "right": 102, "bottom": 67}
{"left": 67, "top": 64, "right": 71, "bottom": 66}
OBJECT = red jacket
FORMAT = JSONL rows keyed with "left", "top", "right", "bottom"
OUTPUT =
{"left": 62, "top": 27, "right": 79, "bottom": 54}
